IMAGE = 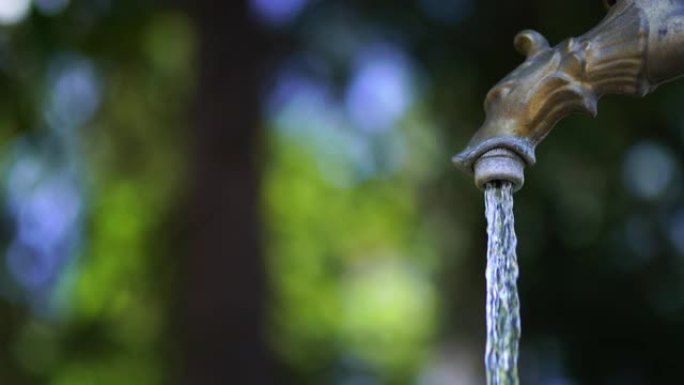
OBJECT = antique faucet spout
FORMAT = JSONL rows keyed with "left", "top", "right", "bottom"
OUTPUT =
{"left": 454, "top": 0, "right": 684, "bottom": 191}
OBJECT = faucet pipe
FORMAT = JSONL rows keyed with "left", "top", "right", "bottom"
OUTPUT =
{"left": 454, "top": 0, "right": 684, "bottom": 191}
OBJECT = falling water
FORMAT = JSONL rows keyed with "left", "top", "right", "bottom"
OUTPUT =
{"left": 484, "top": 181, "right": 520, "bottom": 385}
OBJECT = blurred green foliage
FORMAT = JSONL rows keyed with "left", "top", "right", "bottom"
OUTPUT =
{"left": 0, "top": 3, "right": 194, "bottom": 384}
{"left": 264, "top": 104, "right": 443, "bottom": 382}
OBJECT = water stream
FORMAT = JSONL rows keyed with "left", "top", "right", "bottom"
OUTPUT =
{"left": 484, "top": 181, "right": 521, "bottom": 385}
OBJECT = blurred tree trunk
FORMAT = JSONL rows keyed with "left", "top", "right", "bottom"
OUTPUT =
{"left": 182, "top": 1, "right": 274, "bottom": 384}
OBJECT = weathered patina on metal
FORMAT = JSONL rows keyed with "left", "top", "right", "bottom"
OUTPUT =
{"left": 455, "top": 0, "right": 684, "bottom": 191}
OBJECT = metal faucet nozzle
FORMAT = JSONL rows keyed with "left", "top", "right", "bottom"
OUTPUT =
{"left": 454, "top": 0, "right": 684, "bottom": 191}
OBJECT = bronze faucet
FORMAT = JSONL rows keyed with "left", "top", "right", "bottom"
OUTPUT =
{"left": 453, "top": 0, "right": 684, "bottom": 191}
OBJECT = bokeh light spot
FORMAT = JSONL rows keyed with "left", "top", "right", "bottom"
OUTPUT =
{"left": 250, "top": 0, "right": 310, "bottom": 27}
{"left": 667, "top": 209, "right": 684, "bottom": 255}
{"left": 267, "top": 63, "right": 376, "bottom": 186}
{"left": 622, "top": 141, "right": 677, "bottom": 201}
{"left": 16, "top": 175, "right": 81, "bottom": 249}
{"left": 35, "top": 0, "right": 70, "bottom": 16}
{"left": 3, "top": 140, "right": 84, "bottom": 313}
{"left": 143, "top": 12, "right": 196, "bottom": 77}
{"left": 622, "top": 215, "right": 658, "bottom": 268}
{"left": 45, "top": 55, "right": 101, "bottom": 129}
{"left": 345, "top": 43, "right": 415, "bottom": 134}
{"left": 419, "top": 0, "right": 473, "bottom": 25}
{"left": 341, "top": 260, "right": 435, "bottom": 372}
{"left": 0, "top": 0, "right": 31, "bottom": 25}
{"left": 7, "top": 240, "right": 55, "bottom": 290}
